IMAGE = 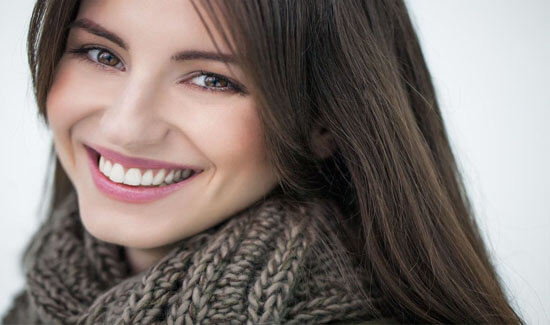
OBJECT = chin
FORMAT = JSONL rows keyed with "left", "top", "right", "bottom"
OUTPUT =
{"left": 75, "top": 192, "right": 178, "bottom": 249}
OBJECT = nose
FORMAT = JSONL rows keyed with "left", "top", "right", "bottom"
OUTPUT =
{"left": 99, "top": 72, "right": 169, "bottom": 150}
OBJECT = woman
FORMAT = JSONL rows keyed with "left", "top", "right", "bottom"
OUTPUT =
{"left": 2, "top": 0, "right": 523, "bottom": 323}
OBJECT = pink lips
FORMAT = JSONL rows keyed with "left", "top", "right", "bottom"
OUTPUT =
{"left": 87, "top": 144, "right": 202, "bottom": 171}
{"left": 85, "top": 144, "right": 202, "bottom": 204}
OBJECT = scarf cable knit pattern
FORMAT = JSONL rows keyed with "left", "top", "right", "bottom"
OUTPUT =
{"left": 2, "top": 191, "right": 388, "bottom": 324}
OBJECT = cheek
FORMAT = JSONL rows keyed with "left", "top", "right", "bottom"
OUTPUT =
{"left": 46, "top": 60, "right": 84, "bottom": 169}
{"left": 46, "top": 59, "right": 112, "bottom": 176}
{"left": 47, "top": 63, "right": 74, "bottom": 136}
{"left": 202, "top": 103, "right": 268, "bottom": 170}
{"left": 47, "top": 58, "right": 116, "bottom": 135}
{"left": 47, "top": 60, "right": 93, "bottom": 140}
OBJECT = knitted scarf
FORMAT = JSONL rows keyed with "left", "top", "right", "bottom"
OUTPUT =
{"left": 2, "top": 190, "right": 389, "bottom": 324}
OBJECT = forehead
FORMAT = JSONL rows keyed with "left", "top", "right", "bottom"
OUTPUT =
{"left": 75, "top": 0, "right": 230, "bottom": 54}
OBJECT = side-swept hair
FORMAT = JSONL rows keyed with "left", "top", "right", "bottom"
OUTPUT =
{"left": 26, "top": 0, "right": 523, "bottom": 323}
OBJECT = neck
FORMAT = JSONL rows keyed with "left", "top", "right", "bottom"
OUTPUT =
{"left": 123, "top": 243, "right": 177, "bottom": 275}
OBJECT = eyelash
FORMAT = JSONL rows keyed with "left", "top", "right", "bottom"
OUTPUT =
{"left": 66, "top": 46, "right": 246, "bottom": 95}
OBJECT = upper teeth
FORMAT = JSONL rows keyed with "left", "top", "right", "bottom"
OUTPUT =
{"left": 98, "top": 155, "right": 193, "bottom": 187}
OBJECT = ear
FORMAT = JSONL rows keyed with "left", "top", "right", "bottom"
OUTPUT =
{"left": 310, "top": 124, "right": 337, "bottom": 159}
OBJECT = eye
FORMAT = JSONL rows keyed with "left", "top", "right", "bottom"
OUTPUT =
{"left": 186, "top": 72, "right": 245, "bottom": 94}
{"left": 90, "top": 49, "right": 122, "bottom": 68}
{"left": 67, "top": 46, "right": 125, "bottom": 71}
{"left": 193, "top": 74, "right": 229, "bottom": 88}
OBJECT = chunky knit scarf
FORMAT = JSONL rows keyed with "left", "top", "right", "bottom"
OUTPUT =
{"left": 3, "top": 190, "right": 390, "bottom": 324}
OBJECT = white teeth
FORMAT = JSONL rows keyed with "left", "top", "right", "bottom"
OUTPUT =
{"left": 141, "top": 170, "right": 153, "bottom": 186}
{"left": 124, "top": 168, "right": 141, "bottom": 186}
{"left": 109, "top": 163, "right": 125, "bottom": 183}
{"left": 164, "top": 170, "right": 175, "bottom": 184}
{"left": 182, "top": 169, "right": 192, "bottom": 179}
{"left": 152, "top": 169, "right": 166, "bottom": 186}
{"left": 174, "top": 170, "right": 182, "bottom": 182}
{"left": 103, "top": 160, "right": 112, "bottom": 177}
{"left": 97, "top": 155, "right": 195, "bottom": 187}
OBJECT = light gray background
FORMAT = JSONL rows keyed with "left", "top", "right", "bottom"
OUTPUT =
{"left": 1, "top": 0, "right": 548, "bottom": 323}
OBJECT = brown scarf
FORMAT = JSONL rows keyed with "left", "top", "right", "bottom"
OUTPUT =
{"left": 2, "top": 190, "right": 389, "bottom": 324}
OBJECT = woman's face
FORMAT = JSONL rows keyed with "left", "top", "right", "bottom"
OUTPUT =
{"left": 47, "top": 0, "right": 279, "bottom": 252}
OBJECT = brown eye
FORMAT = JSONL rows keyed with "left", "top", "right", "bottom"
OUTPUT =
{"left": 83, "top": 48, "right": 124, "bottom": 70}
{"left": 66, "top": 46, "right": 125, "bottom": 70}
{"left": 188, "top": 73, "right": 243, "bottom": 93}
{"left": 204, "top": 75, "right": 229, "bottom": 88}
{"left": 97, "top": 50, "right": 120, "bottom": 67}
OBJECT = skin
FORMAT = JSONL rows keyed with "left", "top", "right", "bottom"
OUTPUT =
{"left": 46, "top": 0, "right": 282, "bottom": 275}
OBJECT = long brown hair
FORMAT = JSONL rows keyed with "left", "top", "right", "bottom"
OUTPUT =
{"left": 27, "top": 0, "right": 523, "bottom": 323}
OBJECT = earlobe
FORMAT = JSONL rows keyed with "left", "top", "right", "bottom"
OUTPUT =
{"left": 310, "top": 125, "right": 337, "bottom": 159}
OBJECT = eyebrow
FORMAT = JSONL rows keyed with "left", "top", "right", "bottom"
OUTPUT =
{"left": 69, "top": 18, "right": 127, "bottom": 49}
{"left": 68, "top": 18, "right": 236, "bottom": 64}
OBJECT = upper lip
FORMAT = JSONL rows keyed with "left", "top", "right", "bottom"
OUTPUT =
{"left": 85, "top": 143, "right": 203, "bottom": 172}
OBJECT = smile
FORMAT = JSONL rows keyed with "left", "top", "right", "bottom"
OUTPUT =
{"left": 84, "top": 144, "right": 203, "bottom": 203}
{"left": 98, "top": 156, "right": 194, "bottom": 187}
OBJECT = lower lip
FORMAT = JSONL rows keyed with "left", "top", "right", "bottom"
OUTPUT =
{"left": 85, "top": 146, "right": 199, "bottom": 204}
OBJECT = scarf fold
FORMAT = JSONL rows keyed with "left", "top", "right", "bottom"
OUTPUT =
{"left": 3, "top": 191, "right": 386, "bottom": 324}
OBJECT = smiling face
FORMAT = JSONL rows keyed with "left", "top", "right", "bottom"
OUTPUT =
{"left": 46, "top": 0, "right": 279, "bottom": 271}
